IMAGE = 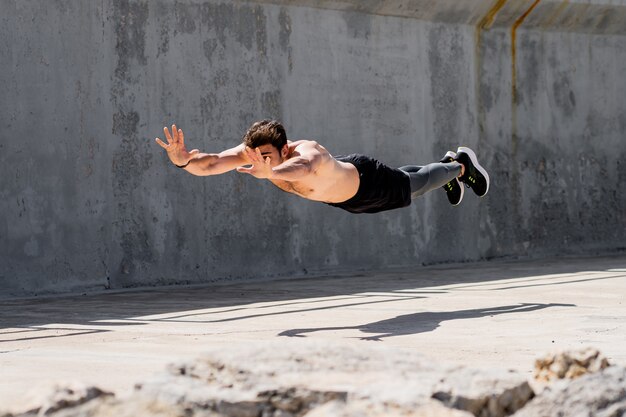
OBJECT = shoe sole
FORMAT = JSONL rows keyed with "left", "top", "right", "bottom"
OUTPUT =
{"left": 450, "top": 178, "right": 464, "bottom": 206}
{"left": 441, "top": 152, "right": 464, "bottom": 205}
{"left": 457, "top": 146, "right": 490, "bottom": 196}
{"left": 443, "top": 151, "right": 457, "bottom": 161}
{"left": 444, "top": 178, "right": 465, "bottom": 206}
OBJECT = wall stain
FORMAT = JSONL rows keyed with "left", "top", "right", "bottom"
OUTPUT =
{"left": 253, "top": 6, "right": 268, "bottom": 56}
{"left": 475, "top": 0, "right": 546, "bottom": 251}
{"left": 511, "top": 0, "right": 541, "bottom": 114}
{"left": 157, "top": 24, "right": 169, "bottom": 57}
{"left": 542, "top": 0, "right": 569, "bottom": 30}
{"left": 475, "top": 0, "right": 508, "bottom": 139}
{"left": 203, "top": 38, "right": 218, "bottom": 62}
{"left": 429, "top": 25, "right": 464, "bottom": 150}
{"left": 478, "top": 0, "right": 508, "bottom": 30}
{"left": 175, "top": 4, "right": 197, "bottom": 34}
{"left": 261, "top": 89, "right": 281, "bottom": 118}
{"left": 278, "top": 8, "right": 293, "bottom": 72}
{"left": 112, "top": 0, "right": 148, "bottom": 85}
{"left": 342, "top": 10, "right": 372, "bottom": 39}
{"left": 509, "top": 0, "right": 541, "bottom": 250}
{"left": 552, "top": 73, "right": 576, "bottom": 117}
{"left": 110, "top": 0, "right": 153, "bottom": 287}
{"left": 200, "top": 3, "right": 266, "bottom": 52}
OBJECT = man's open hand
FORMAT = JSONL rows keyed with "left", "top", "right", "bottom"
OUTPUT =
{"left": 236, "top": 147, "right": 274, "bottom": 179}
{"left": 155, "top": 124, "right": 199, "bottom": 167}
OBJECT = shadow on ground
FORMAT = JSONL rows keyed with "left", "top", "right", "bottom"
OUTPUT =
{"left": 279, "top": 302, "right": 576, "bottom": 340}
{"left": 0, "top": 254, "right": 623, "bottom": 342}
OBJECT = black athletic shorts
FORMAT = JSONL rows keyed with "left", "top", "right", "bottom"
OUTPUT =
{"left": 326, "top": 154, "right": 411, "bottom": 214}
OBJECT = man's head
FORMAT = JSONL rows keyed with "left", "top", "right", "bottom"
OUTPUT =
{"left": 242, "top": 119, "right": 289, "bottom": 165}
{"left": 243, "top": 119, "right": 287, "bottom": 149}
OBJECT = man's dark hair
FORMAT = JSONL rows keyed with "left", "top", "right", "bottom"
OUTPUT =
{"left": 242, "top": 120, "right": 287, "bottom": 150}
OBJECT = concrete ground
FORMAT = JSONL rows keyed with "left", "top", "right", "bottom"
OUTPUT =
{"left": 1, "top": 253, "right": 625, "bottom": 408}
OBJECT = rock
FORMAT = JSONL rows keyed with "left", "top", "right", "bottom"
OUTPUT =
{"left": 34, "top": 396, "right": 220, "bottom": 417}
{"left": 512, "top": 365, "right": 626, "bottom": 417}
{"left": 303, "top": 399, "right": 474, "bottom": 417}
{"left": 7, "top": 382, "right": 113, "bottom": 416}
{"left": 137, "top": 340, "right": 533, "bottom": 417}
{"left": 432, "top": 367, "right": 534, "bottom": 417}
{"left": 534, "top": 347, "right": 610, "bottom": 382}
{"left": 136, "top": 340, "right": 439, "bottom": 415}
{"left": 2, "top": 343, "right": 622, "bottom": 417}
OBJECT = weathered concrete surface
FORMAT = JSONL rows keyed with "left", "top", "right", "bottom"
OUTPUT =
{"left": 1, "top": 0, "right": 625, "bottom": 295}
{"left": 247, "top": 0, "right": 626, "bottom": 35}
{"left": 1, "top": 254, "right": 625, "bottom": 411}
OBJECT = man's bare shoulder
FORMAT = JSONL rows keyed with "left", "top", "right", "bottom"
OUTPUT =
{"left": 288, "top": 139, "right": 329, "bottom": 154}
{"left": 288, "top": 139, "right": 318, "bottom": 147}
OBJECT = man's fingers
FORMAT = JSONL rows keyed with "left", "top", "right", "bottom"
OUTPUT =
{"left": 163, "top": 127, "right": 173, "bottom": 144}
{"left": 178, "top": 128, "right": 185, "bottom": 145}
{"left": 155, "top": 138, "right": 168, "bottom": 149}
{"left": 250, "top": 148, "right": 262, "bottom": 163}
{"left": 245, "top": 147, "right": 258, "bottom": 162}
{"left": 189, "top": 149, "right": 199, "bottom": 155}
{"left": 171, "top": 124, "right": 179, "bottom": 143}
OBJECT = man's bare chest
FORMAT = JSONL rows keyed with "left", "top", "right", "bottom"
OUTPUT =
{"left": 270, "top": 179, "right": 316, "bottom": 198}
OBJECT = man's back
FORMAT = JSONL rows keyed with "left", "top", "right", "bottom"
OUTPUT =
{"left": 267, "top": 140, "right": 360, "bottom": 203}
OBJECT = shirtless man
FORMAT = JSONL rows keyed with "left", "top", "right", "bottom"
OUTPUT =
{"left": 155, "top": 120, "right": 489, "bottom": 214}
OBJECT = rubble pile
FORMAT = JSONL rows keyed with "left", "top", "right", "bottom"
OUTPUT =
{"left": 2, "top": 343, "right": 623, "bottom": 417}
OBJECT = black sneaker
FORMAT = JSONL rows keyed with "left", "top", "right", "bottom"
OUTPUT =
{"left": 455, "top": 147, "right": 490, "bottom": 197}
{"left": 440, "top": 151, "right": 464, "bottom": 206}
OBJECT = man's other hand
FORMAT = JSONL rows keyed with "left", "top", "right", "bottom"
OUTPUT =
{"left": 155, "top": 124, "right": 199, "bottom": 167}
{"left": 236, "top": 147, "right": 274, "bottom": 179}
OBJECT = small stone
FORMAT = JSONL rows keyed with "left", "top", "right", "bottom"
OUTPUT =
{"left": 534, "top": 348, "right": 611, "bottom": 382}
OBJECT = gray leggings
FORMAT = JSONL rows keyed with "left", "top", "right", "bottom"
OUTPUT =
{"left": 399, "top": 162, "right": 463, "bottom": 199}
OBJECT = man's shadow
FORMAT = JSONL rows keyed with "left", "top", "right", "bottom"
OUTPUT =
{"left": 278, "top": 303, "right": 575, "bottom": 341}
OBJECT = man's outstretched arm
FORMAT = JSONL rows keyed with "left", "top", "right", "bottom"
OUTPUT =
{"left": 155, "top": 124, "right": 246, "bottom": 176}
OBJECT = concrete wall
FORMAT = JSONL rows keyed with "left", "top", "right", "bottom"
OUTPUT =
{"left": 1, "top": 0, "right": 625, "bottom": 297}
